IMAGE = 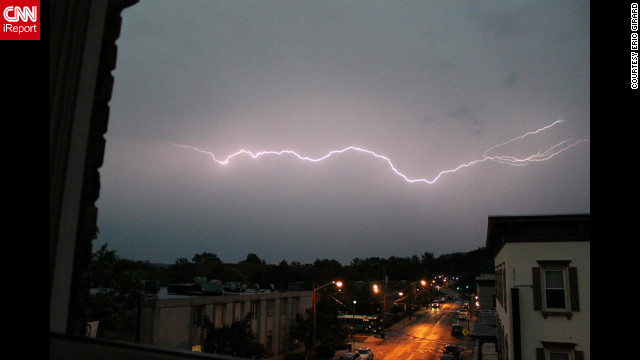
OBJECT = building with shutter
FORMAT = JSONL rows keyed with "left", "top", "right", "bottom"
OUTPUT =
{"left": 485, "top": 214, "right": 589, "bottom": 360}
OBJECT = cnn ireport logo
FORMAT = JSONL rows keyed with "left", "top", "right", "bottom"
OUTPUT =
{"left": 1, "top": 1, "right": 40, "bottom": 40}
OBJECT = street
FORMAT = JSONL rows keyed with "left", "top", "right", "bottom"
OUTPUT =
{"left": 357, "top": 302, "right": 473, "bottom": 360}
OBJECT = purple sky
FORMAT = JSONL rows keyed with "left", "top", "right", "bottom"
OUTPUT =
{"left": 95, "top": 0, "right": 590, "bottom": 265}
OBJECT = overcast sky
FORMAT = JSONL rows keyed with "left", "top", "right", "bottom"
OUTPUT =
{"left": 95, "top": 0, "right": 590, "bottom": 266}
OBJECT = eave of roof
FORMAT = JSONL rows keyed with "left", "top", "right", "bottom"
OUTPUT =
{"left": 485, "top": 214, "right": 590, "bottom": 258}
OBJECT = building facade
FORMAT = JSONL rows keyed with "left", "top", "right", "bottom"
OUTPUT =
{"left": 140, "top": 290, "right": 313, "bottom": 358}
{"left": 486, "top": 214, "right": 589, "bottom": 360}
{"left": 475, "top": 274, "right": 496, "bottom": 311}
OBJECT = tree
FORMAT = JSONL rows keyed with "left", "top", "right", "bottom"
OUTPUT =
{"left": 290, "top": 310, "right": 312, "bottom": 359}
{"left": 202, "top": 313, "right": 265, "bottom": 358}
{"left": 87, "top": 243, "right": 146, "bottom": 340}
{"left": 165, "top": 257, "right": 196, "bottom": 283}
{"left": 192, "top": 252, "right": 221, "bottom": 263}
{"left": 240, "top": 253, "right": 265, "bottom": 265}
{"left": 421, "top": 251, "right": 436, "bottom": 275}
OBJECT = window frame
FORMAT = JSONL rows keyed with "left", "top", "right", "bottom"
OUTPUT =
{"left": 532, "top": 261, "right": 579, "bottom": 319}
{"left": 537, "top": 341, "right": 583, "bottom": 360}
{"left": 542, "top": 268, "right": 568, "bottom": 311}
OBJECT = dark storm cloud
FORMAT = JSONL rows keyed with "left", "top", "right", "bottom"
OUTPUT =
{"left": 500, "top": 72, "right": 520, "bottom": 88}
{"left": 95, "top": 1, "right": 590, "bottom": 265}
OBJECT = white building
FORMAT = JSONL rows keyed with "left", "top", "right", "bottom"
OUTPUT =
{"left": 486, "top": 214, "right": 589, "bottom": 360}
{"left": 140, "top": 289, "right": 313, "bottom": 359}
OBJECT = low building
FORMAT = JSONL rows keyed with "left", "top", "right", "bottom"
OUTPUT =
{"left": 140, "top": 288, "right": 313, "bottom": 359}
{"left": 486, "top": 214, "right": 589, "bottom": 360}
{"left": 475, "top": 274, "right": 496, "bottom": 311}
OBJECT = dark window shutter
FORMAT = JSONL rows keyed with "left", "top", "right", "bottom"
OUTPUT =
{"left": 532, "top": 267, "right": 542, "bottom": 310}
{"left": 569, "top": 267, "right": 579, "bottom": 312}
{"left": 575, "top": 350, "right": 584, "bottom": 360}
{"left": 535, "top": 348, "right": 545, "bottom": 360}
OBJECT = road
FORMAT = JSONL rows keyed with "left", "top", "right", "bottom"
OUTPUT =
{"left": 362, "top": 302, "right": 472, "bottom": 360}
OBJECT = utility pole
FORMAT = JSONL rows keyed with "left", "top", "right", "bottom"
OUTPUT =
{"left": 382, "top": 266, "right": 386, "bottom": 339}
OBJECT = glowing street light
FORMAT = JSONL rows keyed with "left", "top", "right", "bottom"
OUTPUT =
{"left": 312, "top": 280, "right": 342, "bottom": 360}
{"left": 352, "top": 300, "right": 357, "bottom": 350}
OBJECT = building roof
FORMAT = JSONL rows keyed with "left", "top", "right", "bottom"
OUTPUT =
{"left": 485, "top": 214, "right": 590, "bottom": 258}
{"left": 469, "top": 310, "right": 497, "bottom": 340}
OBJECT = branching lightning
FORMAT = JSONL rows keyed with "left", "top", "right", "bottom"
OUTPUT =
{"left": 175, "top": 119, "right": 589, "bottom": 185}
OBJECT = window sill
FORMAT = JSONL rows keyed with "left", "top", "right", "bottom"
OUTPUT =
{"left": 541, "top": 311, "right": 573, "bottom": 319}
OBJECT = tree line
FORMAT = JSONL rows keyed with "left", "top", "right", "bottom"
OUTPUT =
{"left": 87, "top": 243, "right": 493, "bottom": 344}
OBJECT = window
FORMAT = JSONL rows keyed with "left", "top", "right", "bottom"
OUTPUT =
{"left": 536, "top": 342, "right": 584, "bottom": 360}
{"left": 495, "top": 262, "right": 506, "bottom": 310}
{"left": 280, "top": 326, "right": 288, "bottom": 351}
{"left": 266, "top": 331, "right": 273, "bottom": 352}
{"left": 191, "top": 306, "right": 204, "bottom": 328}
{"left": 267, "top": 300, "right": 275, "bottom": 317}
{"left": 548, "top": 352, "right": 570, "bottom": 360}
{"left": 214, "top": 304, "right": 225, "bottom": 327}
{"left": 280, "top": 298, "right": 288, "bottom": 316}
{"left": 532, "top": 261, "right": 579, "bottom": 318}
{"left": 251, "top": 300, "right": 261, "bottom": 320}
{"left": 543, "top": 270, "right": 566, "bottom": 309}
{"left": 292, "top": 297, "right": 300, "bottom": 313}
{"left": 233, "top": 302, "right": 244, "bottom": 322}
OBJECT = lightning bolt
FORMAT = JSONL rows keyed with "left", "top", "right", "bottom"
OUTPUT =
{"left": 175, "top": 119, "right": 589, "bottom": 185}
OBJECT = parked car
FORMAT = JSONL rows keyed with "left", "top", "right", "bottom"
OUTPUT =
{"left": 450, "top": 322, "right": 463, "bottom": 336}
{"left": 443, "top": 344, "right": 460, "bottom": 359}
{"left": 339, "top": 352, "right": 361, "bottom": 360}
{"left": 357, "top": 347, "right": 374, "bottom": 360}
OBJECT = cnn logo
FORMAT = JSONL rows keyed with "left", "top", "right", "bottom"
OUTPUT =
{"left": 3, "top": 6, "right": 37, "bottom": 22}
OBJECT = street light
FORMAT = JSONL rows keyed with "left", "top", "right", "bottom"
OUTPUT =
{"left": 312, "top": 280, "right": 342, "bottom": 360}
{"left": 372, "top": 283, "right": 386, "bottom": 339}
{"left": 352, "top": 300, "right": 357, "bottom": 350}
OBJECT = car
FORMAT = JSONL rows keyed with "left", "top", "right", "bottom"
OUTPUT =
{"left": 356, "top": 347, "right": 374, "bottom": 360}
{"left": 339, "top": 352, "right": 361, "bottom": 360}
{"left": 364, "top": 324, "right": 382, "bottom": 333}
{"left": 443, "top": 344, "right": 460, "bottom": 359}
{"left": 457, "top": 309, "right": 468, "bottom": 320}
{"left": 430, "top": 302, "right": 440, "bottom": 308}
{"left": 450, "top": 322, "right": 463, "bottom": 336}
